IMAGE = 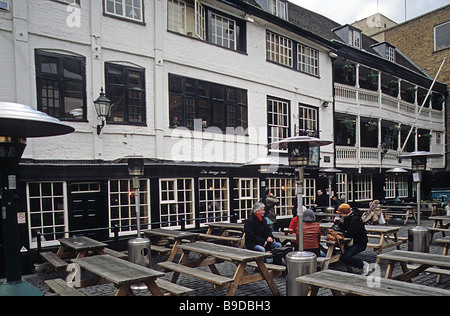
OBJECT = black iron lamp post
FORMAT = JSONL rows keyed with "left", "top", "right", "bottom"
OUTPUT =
{"left": 93, "top": 88, "right": 112, "bottom": 135}
{"left": 0, "top": 102, "right": 74, "bottom": 296}
{"left": 398, "top": 151, "right": 442, "bottom": 252}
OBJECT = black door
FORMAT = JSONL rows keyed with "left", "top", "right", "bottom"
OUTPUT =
{"left": 69, "top": 191, "right": 107, "bottom": 241}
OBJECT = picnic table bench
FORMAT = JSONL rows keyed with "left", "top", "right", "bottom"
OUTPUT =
{"left": 72, "top": 254, "right": 167, "bottom": 296}
{"left": 381, "top": 205, "right": 416, "bottom": 225}
{"left": 143, "top": 228, "right": 198, "bottom": 261}
{"left": 377, "top": 250, "right": 450, "bottom": 282}
{"left": 429, "top": 216, "right": 450, "bottom": 240}
{"left": 198, "top": 222, "right": 245, "bottom": 248}
{"left": 40, "top": 251, "right": 69, "bottom": 272}
{"left": 295, "top": 269, "right": 450, "bottom": 296}
{"left": 158, "top": 241, "right": 281, "bottom": 296}
{"left": 44, "top": 278, "right": 88, "bottom": 296}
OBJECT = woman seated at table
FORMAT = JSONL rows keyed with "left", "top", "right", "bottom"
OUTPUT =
{"left": 288, "top": 208, "right": 321, "bottom": 256}
{"left": 244, "top": 202, "right": 282, "bottom": 254}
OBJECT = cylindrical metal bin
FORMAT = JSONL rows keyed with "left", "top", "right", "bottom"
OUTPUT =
{"left": 285, "top": 251, "right": 317, "bottom": 296}
{"left": 408, "top": 226, "right": 430, "bottom": 253}
{"left": 128, "top": 237, "right": 151, "bottom": 267}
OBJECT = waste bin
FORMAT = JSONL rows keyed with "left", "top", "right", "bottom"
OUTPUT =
{"left": 408, "top": 226, "right": 430, "bottom": 253}
{"left": 285, "top": 251, "right": 317, "bottom": 296}
{"left": 128, "top": 237, "right": 151, "bottom": 290}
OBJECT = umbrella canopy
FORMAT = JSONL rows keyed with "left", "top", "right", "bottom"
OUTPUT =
{"left": 269, "top": 136, "right": 332, "bottom": 150}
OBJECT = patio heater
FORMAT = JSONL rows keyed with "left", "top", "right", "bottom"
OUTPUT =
{"left": 0, "top": 102, "right": 74, "bottom": 296}
{"left": 319, "top": 168, "right": 342, "bottom": 212}
{"left": 397, "top": 151, "right": 442, "bottom": 253}
{"left": 269, "top": 136, "right": 332, "bottom": 296}
{"left": 116, "top": 156, "right": 151, "bottom": 290}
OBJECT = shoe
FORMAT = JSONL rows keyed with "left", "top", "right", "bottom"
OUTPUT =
{"left": 361, "top": 261, "right": 370, "bottom": 276}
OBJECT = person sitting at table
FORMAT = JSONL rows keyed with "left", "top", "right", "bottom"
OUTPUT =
{"left": 335, "top": 203, "right": 370, "bottom": 275}
{"left": 288, "top": 208, "right": 321, "bottom": 256}
{"left": 244, "top": 202, "right": 282, "bottom": 254}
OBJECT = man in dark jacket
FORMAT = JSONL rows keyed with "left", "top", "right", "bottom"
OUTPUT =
{"left": 336, "top": 203, "right": 370, "bottom": 275}
{"left": 244, "top": 202, "right": 281, "bottom": 252}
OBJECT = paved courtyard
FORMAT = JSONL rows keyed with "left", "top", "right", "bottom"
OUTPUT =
{"left": 4, "top": 218, "right": 450, "bottom": 296}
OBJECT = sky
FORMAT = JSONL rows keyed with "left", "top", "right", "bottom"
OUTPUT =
{"left": 289, "top": 0, "right": 449, "bottom": 25}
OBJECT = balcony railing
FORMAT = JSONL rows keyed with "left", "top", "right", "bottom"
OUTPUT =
{"left": 336, "top": 146, "right": 411, "bottom": 169}
{"left": 335, "top": 83, "right": 444, "bottom": 125}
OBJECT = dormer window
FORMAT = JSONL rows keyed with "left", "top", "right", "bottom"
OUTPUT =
{"left": 350, "top": 29, "right": 361, "bottom": 49}
{"left": 255, "top": 0, "right": 288, "bottom": 20}
{"left": 332, "top": 25, "right": 362, "bottom": 49}
{"left": 386, "top": 46, "right": 395, "bottom": 62}
{"left": 371, "top": 42, "right": 397, "bottom": 63}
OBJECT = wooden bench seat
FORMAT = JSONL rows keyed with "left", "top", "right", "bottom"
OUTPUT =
{"left": 151, "top": 245, "right": 171, "bottom": 255}
{"left": 158, "top": 261, "right": 235, "bottom": 286}
{"left": 197, "top": 233, "right": 243, "bottom": 243}
{"left": 155, "top": 278, "right": 194, "bottom": 296}
{"left": 246, "top": 261, "right": 286, "bottom": 272}
{"left": 40, "top": 251, "right": 68, "bottom": 271}
{"left": 45, "top": 278, "right": 87, "bottom": 296}
{"left": 103, "top": 247, "right": 128, "bottom": 259}
{"left": 296, "top": 269, "right": 450, "bottom": 296}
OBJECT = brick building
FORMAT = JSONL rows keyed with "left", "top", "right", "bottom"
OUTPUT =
{"left": 376, "top": 4, "right": 450, "bottom": 167}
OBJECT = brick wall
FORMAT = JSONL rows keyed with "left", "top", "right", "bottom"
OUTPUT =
{"left": 384, "top": 5, "right": 450, "bottom": 168}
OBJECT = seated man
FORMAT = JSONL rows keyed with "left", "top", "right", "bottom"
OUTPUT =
{"left": 244, "top": 202, "right": 281, "bottom": 253}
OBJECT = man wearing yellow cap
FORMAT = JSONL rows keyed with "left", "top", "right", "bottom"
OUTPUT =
{"left": 335, "top": 203, "right": 370, "bottom": 275}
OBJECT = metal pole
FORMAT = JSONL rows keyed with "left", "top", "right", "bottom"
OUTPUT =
{"left": 417, "top": 172, "right": 421, "bottom": 227}
{"left": 133, "top": 176, "right": 141, "bottom": 238}
{"left": 297, "top": 167, "right": 304, "bottom": 252}
{"left": 401, "top": 58, "right": 447, "bottom": 153}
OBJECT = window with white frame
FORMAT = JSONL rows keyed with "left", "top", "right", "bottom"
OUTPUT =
{"left": 266, "top": 31, "right": 293, "bottom": 67}
{"left": 336, "top": 173, "right": 348, "bottom": 202}
{"left": 211, "top": 12, "right": 236, "bottom": 50}
{"left": 109, "top": 179, "right": 150, "bottom": 235}
{"left": 386, "top": 46, "right": 395, "bottom": 62}
{"left": 233, "top": 178, "right": 259, "bottom": 222}
{"left": 266, "top": 178, "right": 296, "bottom": 217}
{"left": 354, "top": 174, "right": 372, "bottom": 201}
{"left": 27, "top": 182, "right": 68, "bottom": 248}
{"left": 267, "top": 96, "right": 290, "bottom": 151}
{"left": 397, "top": 175, "right": 408, "bottom": 198}
{"left": 268, "top": 0, "right": 287, "bottom": 19}
{"left": 298, "top": 44, "right": 319, "bottom": 76}
{"left": 167, "top": 0, "right": 186, "bottom": 33}
{"left": 350, "top": 29, "right": 361, "bottom": 49}
{"left": 199, "top": 178, "right": 229, "bottom": 223}
{"left": 195, "top": 0, "right": 206, "bottom": 40}
{"left": 385, "top": 175, "right": 396, "bottom": 199}
{"left": 104, "top": 0, "right": 143, "bottom": 22}
{"left": 434, "top": 21, "right": 450, "bottom": 51}
{"left": 159, "top": 178, "right": 195, "bottom": 228}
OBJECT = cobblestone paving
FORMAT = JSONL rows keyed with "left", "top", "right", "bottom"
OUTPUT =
{"left": 5, "top": 218, "right": 450, "bottom": 296}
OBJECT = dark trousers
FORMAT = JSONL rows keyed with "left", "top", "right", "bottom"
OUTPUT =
{"left": 339, "top": 244, "right": 366, "bottom": 269}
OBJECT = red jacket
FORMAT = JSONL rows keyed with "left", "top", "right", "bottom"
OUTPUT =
{"left": 289, "top": 217, "right": 321, "bottom": 249}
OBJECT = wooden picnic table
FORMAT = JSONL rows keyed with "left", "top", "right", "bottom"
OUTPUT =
{"left": 429, "top": 216, "right": 450, "bottom": 239}
{"left": 198, "top": 222, "right": 245, "bottom": 248}
{"left": 158, "top": 241, "right": 281, "bottom": 296}
{"left": 57, "top": 236, "right": 107, "bottom": 259}
{"left": 295, "top": 269, "right": 450, "bottom": 296}
{"left": 72, "top": 254, "right": 166, "bottom": 296}
{"left": 143, "top": 228, "right": 198, "bottom": 261}
{"left": 377, "top": 250, "right": 450, "bottom": 282}
{"left": 381, "top": 205, "right": 416, "bottom": 225}
{"left": 320, "top": 223, "right": 406, "bottom": 262}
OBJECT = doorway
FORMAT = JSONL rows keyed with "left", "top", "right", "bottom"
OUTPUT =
{"left": 69, "top": 182, "right": 107, "bottom": 241}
